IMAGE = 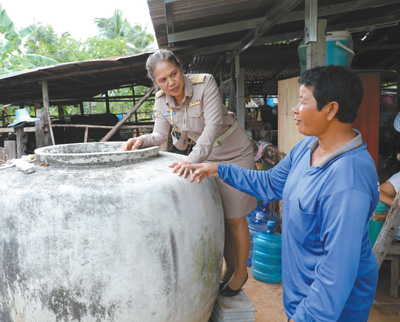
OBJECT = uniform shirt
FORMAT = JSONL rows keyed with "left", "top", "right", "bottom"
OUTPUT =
{"left": 217, "top": 132, "right": 379, "bottom": 322}
{"left": 141, "top": 73, "right": 236, "bottom": 164}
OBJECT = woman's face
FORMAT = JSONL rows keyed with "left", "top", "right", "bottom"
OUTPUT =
{"left": 152, "top": 61, "right": 185, "bottom": 103}
{"left": 293, "top": 85, "right": 329, "bottom": 136}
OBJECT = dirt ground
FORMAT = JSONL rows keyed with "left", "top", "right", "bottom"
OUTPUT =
{"left": 243, "top": 260, "right": 400, "bottom": 321}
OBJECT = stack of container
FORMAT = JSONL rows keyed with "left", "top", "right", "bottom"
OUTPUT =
{"left": 251, "top": 221, "right": 282, "bottom": 283}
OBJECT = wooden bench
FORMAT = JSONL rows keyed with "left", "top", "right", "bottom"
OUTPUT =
{"left": 385, "top": 243, "right": 400, "bottom": 298}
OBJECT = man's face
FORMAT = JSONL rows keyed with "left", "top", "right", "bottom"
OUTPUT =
{"left": 293, "top": 85, "right": 330, "bottom": 137}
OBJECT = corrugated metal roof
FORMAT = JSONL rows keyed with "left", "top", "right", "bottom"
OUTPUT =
{"left": 147, "top": 0, "right": 400, "bottom": 91}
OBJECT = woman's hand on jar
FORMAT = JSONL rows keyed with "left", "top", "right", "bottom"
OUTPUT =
{"left": 122, "top": 137, "right": 143, "bottom": 151}
{"left": 169, "top": 161, "right": 193, "bottom": 178}
{"left": 180, "top": 162, "right": 219, "bottom": 184}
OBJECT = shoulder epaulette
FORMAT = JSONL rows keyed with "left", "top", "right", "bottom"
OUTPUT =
{"left": 190, "top": 74, "right": 206, "bottom": 84}
{"left": 155, "top": 90, "right": 165, "bottom": 99}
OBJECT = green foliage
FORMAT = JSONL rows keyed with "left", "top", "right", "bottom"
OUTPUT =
{"left": 0, "top": 4, "right": 36, "bottom": 60}
{"left": 0, "top": 5, "right": 156, "bottom": 121}
{"left": 82, "top": 37, "right": 129, "bottom": 59}
{"left": 95, "top": 9, "right": 155, "bottom": 54}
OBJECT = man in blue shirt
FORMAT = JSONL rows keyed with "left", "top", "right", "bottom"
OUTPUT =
{"left": 177, "top": 65, "right": 379, "bottom": 321}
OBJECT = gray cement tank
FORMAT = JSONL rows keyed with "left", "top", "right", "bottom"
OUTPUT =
{"left": 0, "top": 142, "right": 224, "bottom": 322}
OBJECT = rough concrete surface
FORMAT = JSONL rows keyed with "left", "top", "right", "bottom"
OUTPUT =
{"left": 0, "top": 143, "right": 225, "bottom": 322}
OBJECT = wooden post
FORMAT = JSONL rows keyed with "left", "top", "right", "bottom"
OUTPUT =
{"left": 80, "top": 102, "right": 84, "bottom": 115}
{"left": 397, "top": 67, "right": 400, "bottom": 111}
{"left": 306, "top": 19, "right": 327, "bottom": 70}
{"left": 100, "top": 88, "right": 154, "bottom": 142}
{"left": 35, "top": 109, "right": 52, "bottom": 148}
{"left": 1, "top": 110, "right": 5, "bottom": 127}
{"left": 373, "top": 190, "right": 400, "bottom": 269}
{"left": 235, "top": 56, "right": 245, "bottom": 129}
{"left": 84, "top": 127, "right": 89, "bottom": 143}
{"left": 58, "top": 106, "right": 65, "bottom": 121}
{"left": 41, "top": 80, "right": 55, "bottom": 145}
{"left": 105, "top": 91, "right": 110, "bottom": 114}
{"left": 15, "top": 126, "right": 24, "bottom": 158}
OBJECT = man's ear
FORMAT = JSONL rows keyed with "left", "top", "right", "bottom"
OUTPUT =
{"left": 326, "top": 101, "right": 339, "bottom": 121}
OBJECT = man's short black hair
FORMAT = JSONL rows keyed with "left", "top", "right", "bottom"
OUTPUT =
{"left": 298, "top": 65, "right": 363, "bottom": 123}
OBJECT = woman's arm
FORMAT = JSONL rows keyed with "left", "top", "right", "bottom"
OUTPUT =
{"left": 140, "top": 99, "right": 171, "bottom": 148}
{"left": 379, "top": 181, "right": 396, "bottom": 207}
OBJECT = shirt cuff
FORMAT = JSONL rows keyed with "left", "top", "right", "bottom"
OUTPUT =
{"left": 217, "top": 163, "right": 227, "bottom": 178}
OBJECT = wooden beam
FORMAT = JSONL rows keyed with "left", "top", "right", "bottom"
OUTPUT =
{"left": 191, "top": 31, "right": 303, "bottom": 56}
{"left": 101, "top": 87, "right": 154, "bottom": 142}
{"left": 226, "top": 0, "right": 303, "bottom": 63}
{"left": 51, "top": 124, "right": 154, "bottom": 130}
{"left": 332, "top": 12, "right": 400, "bottom": 33}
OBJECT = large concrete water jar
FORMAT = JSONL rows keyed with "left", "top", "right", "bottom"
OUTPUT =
{"left": 0, "top": 142, "right": 224, "bottom": 322}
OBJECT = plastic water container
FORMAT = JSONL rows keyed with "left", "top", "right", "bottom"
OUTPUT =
{"left": 251, "top": 221, "right": 282, "bottom": 283}
{"left": 261, "top": 201, "right": 270, "bottom": 223}
{"left": 247, "top": 211, "right": 268, "bottom": 267}
{"left": 246, "top": 201, "right": 262, "bottom": 224}
{"left": 297, "top": 40, "right": 307, "bottom": 73}
{"left": 326, "top": 30, "right": 354, "bottom": 67}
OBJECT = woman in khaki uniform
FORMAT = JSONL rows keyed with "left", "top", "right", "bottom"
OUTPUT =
{"left": 122, "top": 50, "right": 256, "bottom": 296}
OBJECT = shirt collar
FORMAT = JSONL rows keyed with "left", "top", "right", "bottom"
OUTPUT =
{"left": 165, "top": 74, "right": 193, "bottom": 108}
{"left": 308, "top": 129, "right": 363, "bottom": 168}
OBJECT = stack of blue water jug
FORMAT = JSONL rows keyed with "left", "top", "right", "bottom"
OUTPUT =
{"left": 251, "top": 220, "right": 282, "bottom": 283}
{"left": 247, "top": 211, "right": 268, "bottom": 267}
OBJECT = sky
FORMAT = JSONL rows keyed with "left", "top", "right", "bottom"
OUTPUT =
{"left": 1, "top": 0, "right": 155, "bottom": 42}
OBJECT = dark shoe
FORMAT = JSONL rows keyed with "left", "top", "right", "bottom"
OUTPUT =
{"left": 219, "top": 274, "right": 248, "bottom": 297}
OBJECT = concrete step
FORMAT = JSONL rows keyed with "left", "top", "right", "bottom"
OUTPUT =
{"left": 210, "top": 291, "right": 256, "bottom": 322}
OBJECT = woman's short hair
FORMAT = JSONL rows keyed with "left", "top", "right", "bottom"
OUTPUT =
{"left": 145, "top": 49, "right": 183, "bottom": 82}
{"left": 298, "top": 65, "right": 363, "bottom": 123}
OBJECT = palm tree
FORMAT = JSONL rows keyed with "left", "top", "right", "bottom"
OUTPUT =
{"left": 95, "top": 9, "right": 155, "bottom": 54}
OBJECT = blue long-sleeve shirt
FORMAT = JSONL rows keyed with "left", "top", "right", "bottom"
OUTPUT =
{"left": 218, "top": 134, "right": 379, "bottom": 322}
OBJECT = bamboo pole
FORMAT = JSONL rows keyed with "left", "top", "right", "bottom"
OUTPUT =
{"left": 373, "top": 189, "right": 400, "bottom": 269}
{"left": 100, "top": 87, "right": 154, "bottom": 142}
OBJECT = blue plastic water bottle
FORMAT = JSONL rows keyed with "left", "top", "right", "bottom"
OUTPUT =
{"left": 246, "top": 200, "right": 262, "bottom": 224}
{"left": 251, "top": 220, "right": 282, "bottom": 283}
{"left": 261, "top": 201, "right": 270, "bottom": 223}
{"left": 247, "top": 211, "right": 268, "bottom": 267}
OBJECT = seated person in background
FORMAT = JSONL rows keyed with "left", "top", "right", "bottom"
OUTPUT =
{"left": 380, "top": 171, "right": 400, "bottom": 207}
{"left": 380, "top": 113, "right": 400, "bottom": 208}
